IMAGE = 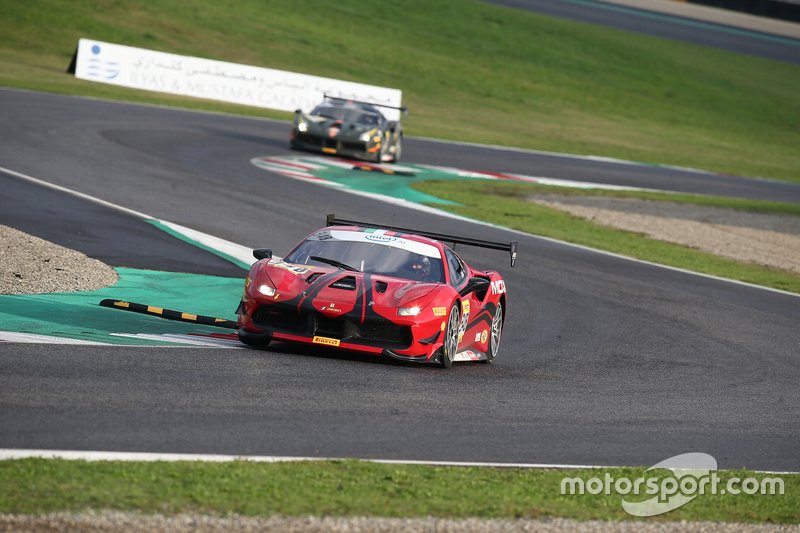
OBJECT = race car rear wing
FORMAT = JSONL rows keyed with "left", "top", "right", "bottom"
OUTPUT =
{"left": 326, "top": 214, "right": 517, "bottom": 267}
{"left": 323, "top": 94, "right": 409, "bottom": 115}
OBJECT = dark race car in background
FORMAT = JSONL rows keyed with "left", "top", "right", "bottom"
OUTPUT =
{"left": 290, "top": 96, "right": 406, "bottom": 163}
{"left": 237, "top": 215, "right": 517, "bottom": 368}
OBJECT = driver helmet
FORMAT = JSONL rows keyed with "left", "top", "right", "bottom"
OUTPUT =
{"left": 410, "top": 256, "right": 432, "bottom": 280}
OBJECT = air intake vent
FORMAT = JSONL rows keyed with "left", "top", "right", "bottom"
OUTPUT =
{"left": 306, "top": 272, "right": 324, "bottom": 284}
{"left": 374, "top": 281, "right": 388, "bottom": 294}
{"left": 329, "top": 276, "right": 357, "bottom": 291}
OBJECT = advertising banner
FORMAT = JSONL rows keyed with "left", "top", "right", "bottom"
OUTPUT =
{"left": 73, "top": 39, "right": 403, "bottom": 120}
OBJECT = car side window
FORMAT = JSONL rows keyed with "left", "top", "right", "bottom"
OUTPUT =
{"left": 444, "top": 248, "right": 466, "bottom": 287}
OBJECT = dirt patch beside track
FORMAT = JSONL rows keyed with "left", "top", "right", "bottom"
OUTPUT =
{"left": 1, "top": 225, "right": 118, "bottom": 294}
{"left": 528, "top": 196, "right": 800, "bottom": 274}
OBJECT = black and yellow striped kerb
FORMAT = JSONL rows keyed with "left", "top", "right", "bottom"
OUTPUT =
{"left": 98, "top": 299, "right": 238, "bottom": 329}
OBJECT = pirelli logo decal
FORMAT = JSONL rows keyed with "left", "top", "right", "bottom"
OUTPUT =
{"left": 433, "top": 307, "right": 447, "bottom": 316}
{"left": 313, "top": 336, "right": 341, "bottom": 347}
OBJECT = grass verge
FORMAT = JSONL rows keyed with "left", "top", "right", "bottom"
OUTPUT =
{"left": 413, "top": 180, "right": 800, "bottom": 294}
{"left": 1, "top": 459, "right": 797, "bottom": 523}
{"left": 459, "top": 182, "right": 800, "bottom": 216}
{"left": 1, "top": 0, "right": 798, "bottom": 182}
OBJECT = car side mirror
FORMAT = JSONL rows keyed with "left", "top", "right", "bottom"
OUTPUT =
{"left": 459, "top": 277, "right": 490, "bottom": 297}
{"left": 253, "top": 248, "right": 273, "bottom": 260}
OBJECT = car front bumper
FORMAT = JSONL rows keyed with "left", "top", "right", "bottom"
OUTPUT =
{"left": 290, "top": 131, "right": 380, "bottom": 161}
{"left": 237, "top": 298, "right": 443, "bottom": 363}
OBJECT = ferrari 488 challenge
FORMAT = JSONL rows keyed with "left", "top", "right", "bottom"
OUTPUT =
{"left": 290, "top": 95, "right": 406, "bottom": 163}
{"left": 237, "top": 215, "right": 517, "bottom": 367}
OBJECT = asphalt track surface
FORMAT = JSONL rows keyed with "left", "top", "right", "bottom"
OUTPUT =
{"left": 484, "top": 0, "right": 800, "bottom": 65}
{"left": 0, "top": 169, "right": 243, "bottom": 278}
{"left": 1, "top": 89, "right": 798, "bottom": 470}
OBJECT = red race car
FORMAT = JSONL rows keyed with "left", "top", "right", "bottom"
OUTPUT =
{"left": 236, "top": 215, "right": 517, "bottom": 367}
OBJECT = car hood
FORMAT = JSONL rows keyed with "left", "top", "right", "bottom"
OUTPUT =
{"left": 303, "top": 114, "right": 374, "bottom": 136}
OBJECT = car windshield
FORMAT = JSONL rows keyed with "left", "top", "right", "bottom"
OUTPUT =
{"left": 284, "top": 230, "right": 445, "bottom": 283}
{"left": 312, "top": 104, "right": 381, "bottom": 126}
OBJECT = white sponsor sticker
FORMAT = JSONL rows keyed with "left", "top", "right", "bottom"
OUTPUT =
{"left": 327, "top": 230, "right": 441, "bottom": 258}
{"left": 491, "top": 280, "right": 506, "bottom": 295}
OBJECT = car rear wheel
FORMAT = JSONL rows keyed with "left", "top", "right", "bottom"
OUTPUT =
{"left": 483, "top": 303, "right": 503, "bottom": 364}
{"left": 439, "top": 303, "right": 461, "bottom": 368}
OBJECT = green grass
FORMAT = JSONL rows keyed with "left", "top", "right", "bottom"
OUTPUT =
{"left": 463, "top": 182, "right": 800, "bottom": 216}
{"left": 1, "top": 459, "right": 797, "bottom": 523}
{"left": 414, "top": 180, "right": 800, "bottom": 293}
{"left": 1, "top": 0, "right": 798, "bottom": 181}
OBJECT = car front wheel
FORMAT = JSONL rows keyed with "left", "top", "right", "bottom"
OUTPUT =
{"left": 390, "top": 134, "right": 402, "bottom": 163}
{"left": 238, "top": 332, "right": 272, "bottom": 349}
{"left": 439, "top": 303, "right": 461, "bottom": 368}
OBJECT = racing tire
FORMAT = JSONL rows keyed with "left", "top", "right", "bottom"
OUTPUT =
{"left": 482, "top": 302, "right": 503, "bottom": 364}
{"left": 389, "top": 134, "right": 403, "bottom": 163}
{"left": 372, "top": 142, "right": 386, "bottom": 164}
{"left": 238, "top": 332, "right": 272, "bottom": 349}
{"left": 439, "top": 303, "right": 461, "bottom": 368}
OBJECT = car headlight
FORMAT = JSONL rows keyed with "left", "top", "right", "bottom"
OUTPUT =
{"left": 297, "top": 121, "right": 308, "bottom": 133}
{"left": 359, "top": 132, "right": 372, "bottom": 142}
{"left": 257, "top": 284, "right": 276, "bottom": 297}
{"left": 398, "top": 306, "right": 422, "bottom": 316}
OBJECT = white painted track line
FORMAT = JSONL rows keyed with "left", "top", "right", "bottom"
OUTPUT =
{"left": 0, "top": 448, "right": 602, "bottom": 468}
{"left": 0, "top": 332, "right": 111, "bottom": 345}
{"left": 0, "top": 165, "right": 254, "bottom": 267}
{"left": 1, "top": 449, "right": 796, "bottom": 474}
